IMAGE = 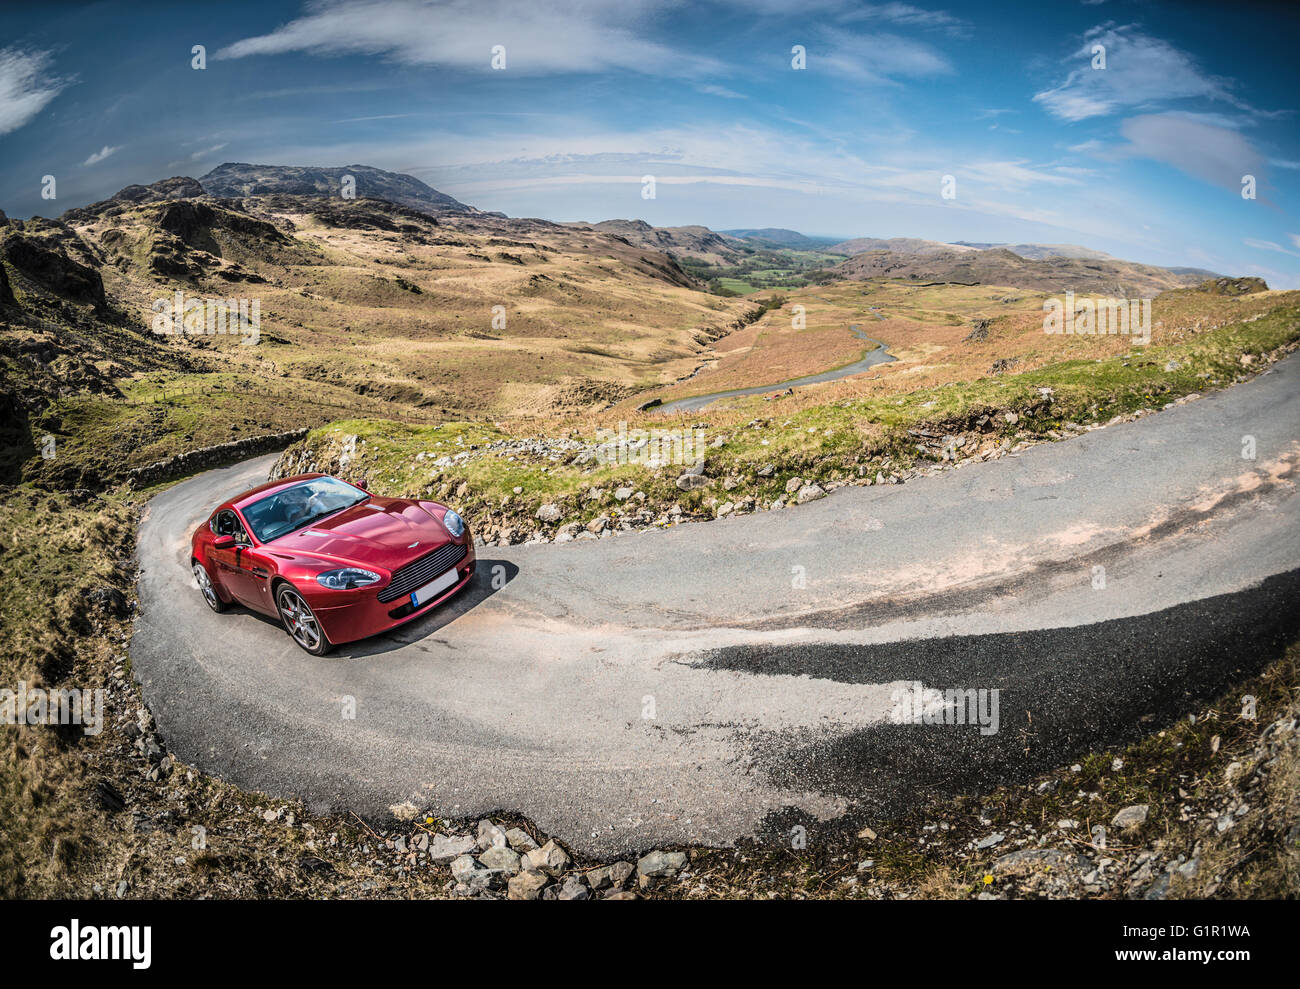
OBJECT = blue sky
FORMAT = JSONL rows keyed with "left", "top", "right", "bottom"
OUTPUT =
{"left": 1, "top": 0, "right": 1297, "bottom": 284}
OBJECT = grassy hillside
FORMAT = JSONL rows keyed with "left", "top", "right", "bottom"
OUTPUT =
{"left": 1, "top": 192, "right": 759, "bottom": 486}
{"left": 272, "top": 299, "right": 1300, "bottom": 547}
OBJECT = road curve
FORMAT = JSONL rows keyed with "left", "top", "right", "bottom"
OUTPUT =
{"left": 653, "top": 321, "right": 893, "bottom": 414}
{"left": 132, "top": 355, "right": 1300, "bottom": 856}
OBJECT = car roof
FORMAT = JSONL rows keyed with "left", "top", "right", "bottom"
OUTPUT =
{"left": 228, "top": 473, "right": 327, "bottom": 512}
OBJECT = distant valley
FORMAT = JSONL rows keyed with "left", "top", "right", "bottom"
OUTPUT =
{"left": 0, "top": 161, "right": 1265, "bottom": 490}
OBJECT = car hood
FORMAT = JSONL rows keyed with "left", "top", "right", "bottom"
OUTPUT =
{"left": 266, "top": 498, "right": 451, "bottom": 571}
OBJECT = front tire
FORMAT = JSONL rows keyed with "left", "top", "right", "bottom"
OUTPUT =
{"left": 275, "top": 583, "right": 332, "bottom": 655}
{"left": 192, "top": 560, "right": 227, "bottom": 613}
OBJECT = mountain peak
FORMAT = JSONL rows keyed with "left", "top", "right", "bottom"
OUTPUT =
{"left": 196, "top": 163, "right": 479, "bottom": 215}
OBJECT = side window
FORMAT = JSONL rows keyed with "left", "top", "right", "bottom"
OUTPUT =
{"left": 211, "top": 510, "right": 250, "bottom": 543}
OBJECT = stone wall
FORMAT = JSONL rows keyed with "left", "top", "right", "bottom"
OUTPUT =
{"left": 125, "top": 428, "right": 308, "bottom": 489}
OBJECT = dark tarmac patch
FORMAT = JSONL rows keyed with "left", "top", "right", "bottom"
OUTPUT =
{"left": 697, "top": 568, "right": 1300, "bottom": 815}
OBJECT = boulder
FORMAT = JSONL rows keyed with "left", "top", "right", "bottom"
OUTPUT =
{"left": 476, "top": 819, "right": 508, "bottom": 850}
{"left": 479, "top": 846, "right": 522, "bottom": 875}
{"left": 449, "top": 854, "right": 481, "bottom": 885}
{"left": 426, "top": 833, "right": 476, "bottom": 863}
{"left": 557, "top": 876, "right": 589, "bottom": 900}
{"left": 505, "top": 827, "right": 539, "bottom": 852}
{"left": 523, "top": 839, "right": 570, "bottom": 877}
{"left": 507, "top": 869, "right": 549, "bottom": 900}
{"left": 795, "top": 483, "right": 826, "bottom": 504}
{"left": 636, "top": 849, "right": 687, "bottom": 879}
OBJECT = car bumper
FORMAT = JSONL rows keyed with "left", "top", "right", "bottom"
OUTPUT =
{"left": 307, "top": 538, "right": 477, "bottom": 645}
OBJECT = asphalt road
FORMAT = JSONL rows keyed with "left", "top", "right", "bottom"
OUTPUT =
{"left": 132, "top": 355, "right": 1300, "bottom": 856}
{"left": 653, "top": 322, "right": 893, "bottom": 414}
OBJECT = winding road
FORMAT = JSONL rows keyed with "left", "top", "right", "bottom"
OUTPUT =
{"left": 654, "top": 295, "right": 894, "bottom": 413}
{"left": 132, "top": 355, "right": 1300, "bottom": 856}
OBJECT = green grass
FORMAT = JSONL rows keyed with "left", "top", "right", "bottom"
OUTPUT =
{"left": 284, "top": 303, "right": 1300, "bottom": 538}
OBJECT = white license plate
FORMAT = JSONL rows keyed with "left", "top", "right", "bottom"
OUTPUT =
{"left": 409, "top": 567, "right": 459, "bottom": 607}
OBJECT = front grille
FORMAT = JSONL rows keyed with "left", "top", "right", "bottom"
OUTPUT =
{"left": 376, "top": 541, "right": 468, "bottom": 603}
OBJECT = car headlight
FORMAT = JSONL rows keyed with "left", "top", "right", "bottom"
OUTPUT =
{"left": 442, "top": 509, "right": 466, "bottom": 538}
{"left": 316, "top": 567, "right": 382, "bottom": 590}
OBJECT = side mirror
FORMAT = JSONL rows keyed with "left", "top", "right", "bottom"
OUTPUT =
{"left": 212, "top": 535, "right": 236, "bottom": 549}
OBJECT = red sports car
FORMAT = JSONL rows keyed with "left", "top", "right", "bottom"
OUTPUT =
{"left": 189, "top": 473, "right": 475, "bottom": 654}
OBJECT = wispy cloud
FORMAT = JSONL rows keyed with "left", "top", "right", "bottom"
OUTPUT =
{"left": 0, "top": 46, "right": 70, "bottom": 136}
{"left": 1034, "top": 24, "right": 1244, "bottom": 122}
{"left": 274, "top": 120, "right": 1099, "bottom": 235}
{"left": 813, "top": 26, "right": 954, "bottom": 83}
{"left": 1117, "top": 113, "right": 1261, "bottom": 191}
{"left": 165, "top": 142, "right": 228, "bottom": 168}
{"left": 724, "top": 0, "right": 968, "bottom": 35}
{"left": 837, "top": 2, "right": 970, "bottom": 36}
{"left": 695, "top": 83, "right": 746, "bottom": 100}
{"left": 83, "top": 144, "right": 121, "bottom": 166}
{"left": 188, "top": 142, "right": 227, "bottom": 160}
{"left": 1244, "top": 237, "right": 1299, "bottom": 257}
{"left": 217, "top": 0, "right": 723, "bottom": 77}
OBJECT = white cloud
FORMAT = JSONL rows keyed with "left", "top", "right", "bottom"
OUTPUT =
{"left": 260, "top": 121, "right": 1099, "bottom": 235}
{"left": 813, "top": 27, "right": 953, "bottom": 83}
{"left": 695, "top": 83, "right": 746, "bottom": 100}
{"left": 189, "top": 142, "right": 227, "bottom": 160}
{"left": 217, "top": 0, "right": 722, "bottom": 77}
{"left": 837, "top": 3, "right": 969, "bottom": 35}
{"left": 83, "top": 144, "right": 121, "bottom": 166}
{"left": 1117, "top": 113, "right": 1261, "bottom": 191}
{"left": 725, "top": 0, "right": 968, "bottom": 35}
{"left": 0, "top": 46, "right": 70, "bottom": 136}
{"left": 1243, "top": 238, "right": 1299, "bottom": 257}
{"left": 1033, "top": 24, "right": 1241, "bottom": 122}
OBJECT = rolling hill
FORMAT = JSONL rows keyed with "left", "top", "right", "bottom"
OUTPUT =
{"left": 832, "top": 246, "right": 1212, "bottom": 295}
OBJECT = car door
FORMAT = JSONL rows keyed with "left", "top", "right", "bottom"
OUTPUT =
{"left": 209, "top": 510, "right": 264, "bottom": 609}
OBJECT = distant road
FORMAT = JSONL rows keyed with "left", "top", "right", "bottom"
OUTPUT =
{"left": 655, "top": 293, "right": 894, "bottom": 413}
{"left": 133, "top": 356, "right": 1300, "bottom": 855}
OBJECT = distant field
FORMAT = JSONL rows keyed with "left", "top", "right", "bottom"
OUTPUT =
{"left": 628, "top": 279, "right": 1300, "bottom": 417}
{"left": 686, "top": 245, "right": 843, "bottom": 294}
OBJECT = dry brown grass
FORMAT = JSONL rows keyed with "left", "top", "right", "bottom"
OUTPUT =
{"left": 627, "top": 281, "right": 1300, "bottom": 421}
{"left": 73, "top": 201, "right": 759, "bottom": 421}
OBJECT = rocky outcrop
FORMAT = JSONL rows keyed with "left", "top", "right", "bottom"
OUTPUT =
{"left": 1197, "top": 276, "right": 1268, "bottom": 296}
{"left": 0, "top": 228, "right": 106, "bottom": 308}
{"left": 152, "top": 200, "right": 290, "bottom": 252}
{"left": 111, "top": 176, "right": 205, "bottom": 205}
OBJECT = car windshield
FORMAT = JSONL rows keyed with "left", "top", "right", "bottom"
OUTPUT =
{"left": 243, "top": 477, "right": 369, "bottom": 543}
